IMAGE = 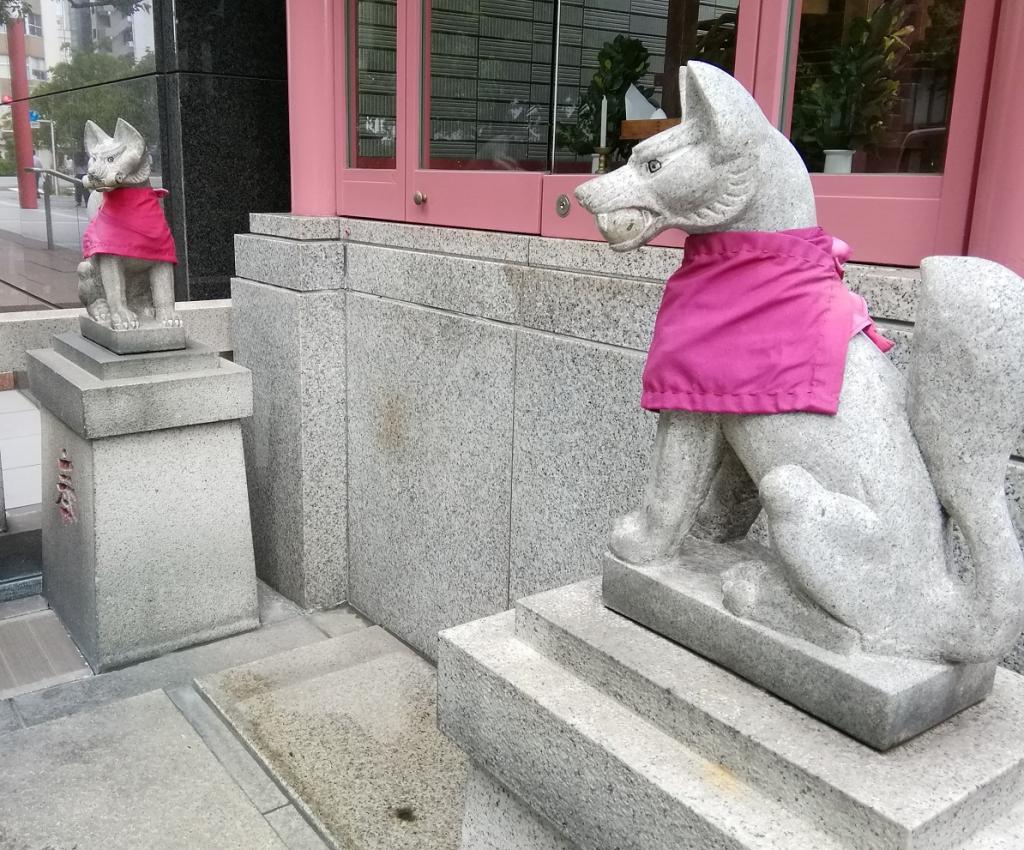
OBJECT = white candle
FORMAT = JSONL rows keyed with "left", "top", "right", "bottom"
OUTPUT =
{"left": 599, "top": 96, "right": 608, "bottom": 149}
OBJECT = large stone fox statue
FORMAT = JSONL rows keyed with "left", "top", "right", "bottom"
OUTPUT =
{"left": 575, "top": 62, "right": 1024, "bottom": 665}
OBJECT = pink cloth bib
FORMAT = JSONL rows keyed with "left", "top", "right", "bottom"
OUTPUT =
{"left": 82, "top": 187, "right": 177, "bottom": 264}
{"left": 641, "top": 227, "right": 892, "bottom": 415}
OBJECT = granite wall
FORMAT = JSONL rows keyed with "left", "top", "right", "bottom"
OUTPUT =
{"left": 156, "top": 0, "right": 291, "bottom": 301}
{"left": 231, "top": 215, "right": 1024, "bottom": 665}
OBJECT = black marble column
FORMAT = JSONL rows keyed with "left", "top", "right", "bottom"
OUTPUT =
{"left": 156, "top": 0, "right": 291, "bottom": 300}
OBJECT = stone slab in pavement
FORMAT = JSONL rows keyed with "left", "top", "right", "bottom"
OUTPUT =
{"left": 310, "top": 604, "right": 373, "bottom": 638}
{"left": 197, "top": 625, "right": 468, "bottom": 850}
{"left": 13, "top": 616, "right": 326, "bottom": 726}
{"left": 0, "top": 697, "right": 20, "bottom": 734}
{"left": 166, "top": 683, "right": 288, "bottom": 814}
{"left": 265, "top": 805, "right": 333, "bottom": 850}
{"left": 0, "top": 690, "right": 287, "bottom": 849}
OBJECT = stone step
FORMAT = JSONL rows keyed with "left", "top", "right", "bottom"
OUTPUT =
{"left": 196, "top": 625, "right": 468, "bottom": 850}
{"left": 438, "top": 608, "right": 849, "bottom": 850}
{"left": 510, "top": 580, "right": 1024, "bottom": 850}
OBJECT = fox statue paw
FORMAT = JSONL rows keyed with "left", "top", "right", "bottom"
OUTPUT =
{"left": 609, "top": 510, "right": 679, "bottom": 565}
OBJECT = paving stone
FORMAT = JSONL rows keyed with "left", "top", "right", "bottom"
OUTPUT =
{"left": 166, "top": 683, "right": 287, "bottom": 814}
{"left": 0, "top": 690, "right": 287, "bottom": 849}
{"left": 310, "top": 604, "right": 373, "bottom": 637}
{"left": 13, "top": 617, "right": 326, "bottom": 726}
{"left": 0, "top": 594, "right": 47, "bottom": 620}
{"left": 265, "top": 806, "right": 333, "bottom": 850}
{"left": 259, "top": 580, "right": 305, "bottom": 625}
{"left": 0, "top": 609, "right": 91, "bottom": 699}
{"left": 197, "top": 626, "right": 468, "bottom": 850}
{"left": 0, "top": 698, "right": 21, "bottom": 734}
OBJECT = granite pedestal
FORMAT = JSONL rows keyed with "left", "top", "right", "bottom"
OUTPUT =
{"left": 26, "top": 332, "right": 258, "bottom": 671}
{"left": 602, "top": 548, "right": 995, "bottom": 750}
{"left": 438, "top": 579, "right": 1024, "bottom": 850}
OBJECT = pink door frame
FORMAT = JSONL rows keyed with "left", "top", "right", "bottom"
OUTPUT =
{"left": 968, "top": 0, "right": 1024, "bottom": 277}
{"left": 287, "top": 0, "right": 1024, "bottom": 273}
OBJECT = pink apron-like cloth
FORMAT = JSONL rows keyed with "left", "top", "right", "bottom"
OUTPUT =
{"left": 82, "top": 187, "right": 177, "bottom": 264}
{"left": 641, "top": 227, "right": 892, "bottom": 415}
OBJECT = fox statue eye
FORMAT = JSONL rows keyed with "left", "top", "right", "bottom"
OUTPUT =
{"left": 646, "top": 159, "right": 662, "bottom": 174}
{"left": 107, "top": 156, "right": 114, "bottom": 163}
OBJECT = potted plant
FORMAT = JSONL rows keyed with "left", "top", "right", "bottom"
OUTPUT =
{"left": 557, "top": 35, "right": 653, "bottom": 163}
{"left": 791, "top": 1, "right": 914, "bottom": 173}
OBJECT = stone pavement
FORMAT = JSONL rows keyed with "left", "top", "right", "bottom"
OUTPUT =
{"left": 0, "top": 582, "right": 466, "bottom": 850}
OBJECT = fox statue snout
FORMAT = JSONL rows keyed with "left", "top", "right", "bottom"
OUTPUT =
{"left": 576, "top": 61, "right": 1024, "bottom": 668}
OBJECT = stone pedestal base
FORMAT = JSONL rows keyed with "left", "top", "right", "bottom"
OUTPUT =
{"left": 439, "top": 579, "right": 1024, "bottom": 850}
{"left": 27, "top": 333, "right": 258, "bottom": 671}
{"left": 603, "top": 550, "right": 995, "bottom": 750}
{"left": 80, "top": 315, "right": 186, "bottom": 354}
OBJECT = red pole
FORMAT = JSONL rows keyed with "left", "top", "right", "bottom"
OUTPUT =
{"left": 8, "top": 15, "right": 37, "bottom": 210}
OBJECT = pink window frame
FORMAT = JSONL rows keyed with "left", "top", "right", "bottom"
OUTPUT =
{"left": 289, "top": 0, "right": 1004, "bottom": 268}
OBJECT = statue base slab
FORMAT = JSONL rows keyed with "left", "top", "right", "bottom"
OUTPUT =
{"left": 26, "top": 334, "right": 257, "bottom": 671}
{"left": 80, "top": 315, "right": 186, "bottom": 354}
{"left": 602, "top": 551, "right": 995, "bottom": 750}
{"left": 438, "top": 579, "right": 1024, "bottom": 850}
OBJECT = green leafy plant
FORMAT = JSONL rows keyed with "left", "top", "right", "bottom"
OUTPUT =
{"left": 557, "top": 35, "right": 652, "bottom": 161}
{"left": 791, "top": 1, "right": 914, "bottom": 162}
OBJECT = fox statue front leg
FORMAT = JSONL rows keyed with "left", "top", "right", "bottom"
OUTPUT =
{"left": 610, "top": 411, "right": 724, "bottom": 564}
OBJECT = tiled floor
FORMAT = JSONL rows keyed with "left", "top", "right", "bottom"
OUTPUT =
{"left": 0, "top": 389, "right": 41, "bottom": 509}
{"left": 0, "top": 595, "right": 91, "bottom": 700}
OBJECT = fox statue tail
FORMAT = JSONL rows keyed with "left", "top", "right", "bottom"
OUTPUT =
{"left": 907, "top": 256, "right": 1024, "bottom": 661}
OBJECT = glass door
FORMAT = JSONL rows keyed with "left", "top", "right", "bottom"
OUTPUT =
{"left": 401, "top": 0, "right": 553, "bottom": 232}
{"left": 761, "top": 0, "right": 998, "bottom": 264}
{"left": 539, "top": 0, "right": 762, "bottom": 242}
{"left": 338, "top": 0, "right": 407, "bottom": 219}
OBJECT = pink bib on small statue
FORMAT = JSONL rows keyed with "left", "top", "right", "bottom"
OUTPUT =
{"left": 641, "top": 227, "right": 892, "bottom": 415}
{"left": 82, "top": 187, "right": 177, "bottom": 264}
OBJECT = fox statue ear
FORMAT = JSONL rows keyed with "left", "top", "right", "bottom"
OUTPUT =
{"left": 680, "top": 61, "right": 769, "bottom": 148}
{"left": 113, "top": 118, "right": 146, "bottom": 160}
{"left": 83, "top": 120, "right": 110, "bottom": 157}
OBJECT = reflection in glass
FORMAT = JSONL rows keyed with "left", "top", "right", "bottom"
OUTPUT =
{"left": 351, "top": 0, "right": 398, "bottom": 168}
{"left": 425, "top": 0, "right": 554, "bottom": 171}
{"left": 552, "top": 0, "right": 741, "bottom": 173}
{"left": 789, "top": 0, "right": 964, "bottom": 174}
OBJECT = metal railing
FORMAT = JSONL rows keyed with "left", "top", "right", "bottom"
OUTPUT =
{"left": 23, "top": 167, "right": 85, "bottom": 251}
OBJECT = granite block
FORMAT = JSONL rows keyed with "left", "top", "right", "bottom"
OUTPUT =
{"left": 347, "top": 294, "right": 514, "bottom": 659}
{"left": 159, "top": 0, "right": 287, "bottom": 78}
{"left": 310, "top": 604, "right": 373, "bottom": 637}
{"left": 235, "top": 234, "right": 346, "bottom": 291}
{"left": 439, "top": 611, "right": 844, "bottom": 850}
{"left": 40, "top": 411, "right": 258, "bottom": 672}
{"left": 13, "top": 616, "right": 325, "bottom": 726}
{"left": 510, "top": 333, "right": 653, "bottom": 599}
{"left": 0, "top": 698, "right": 21, "bottom": 735}
{"left": 250, "top": 212, "right": 341, "bottom": 241}
{"left": 346, "top": 243, "right": 518, "bottom": 323}
{"left": 877, "top": 321, "right": 913, "bottom": 372}
{"left": 512, "top": 265, "right": 663, "bottom": 350}
{"left": 603, "top": 551, "right": 996, "bottom": 750}
{"left": 265, "top": 806, "right": 333, "bottom": 850}
{"left": 53, "top": 332, "right": 220, "bottom": 380}
{"left": 340, "top": 216, "right": 531, "bottom": 264}
{"left": 527, "top": 235, "right": 680, "bottom": 281}
{"left": 27, "top": 347, "right": 252, "bottom": 439}
{"left": 171, "top": 73, "right": 291, "bottom": 292}
{"left": 79, "top": 315, "right": 187, "bottom": 354}
{"left": 845, "top": 263, "right": 921, "bottom": 323}
{"left": 231, "top": 279, "right": 347, "bottom": 608}
{"left": 0, "top": 691, "right": 286, "bottom": 849}
{"left": 258, "top": 580, "right": 304, "bottom": 625}
{"left": 196, "top": 627, "right": 469, "bottom": 850}
{"left": 516, "top": 580, "right": 1024, "bottom": 849}
{"left": 461, "top": 767, "right": 577, "bottom": 850}
{"left": 440, "top": 591, "right": 1024, "bottom": 850}
{"left": 165, "top": 683, "right": 288, "bottom": 814}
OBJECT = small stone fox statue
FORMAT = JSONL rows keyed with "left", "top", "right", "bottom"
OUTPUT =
{"left": 576, "top": 62, "right": 1024, "bottom": 666}
{"left": 78, "top": 118, "right": 180, "bottom": 331}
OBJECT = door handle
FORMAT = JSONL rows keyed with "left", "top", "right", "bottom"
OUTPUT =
{"left": 413, "top": 191, "right": 427, "bottom": 206}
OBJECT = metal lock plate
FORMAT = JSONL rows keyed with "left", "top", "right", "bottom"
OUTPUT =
{"left": 555, "top": 194, "right": 571, "bottom": 218}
